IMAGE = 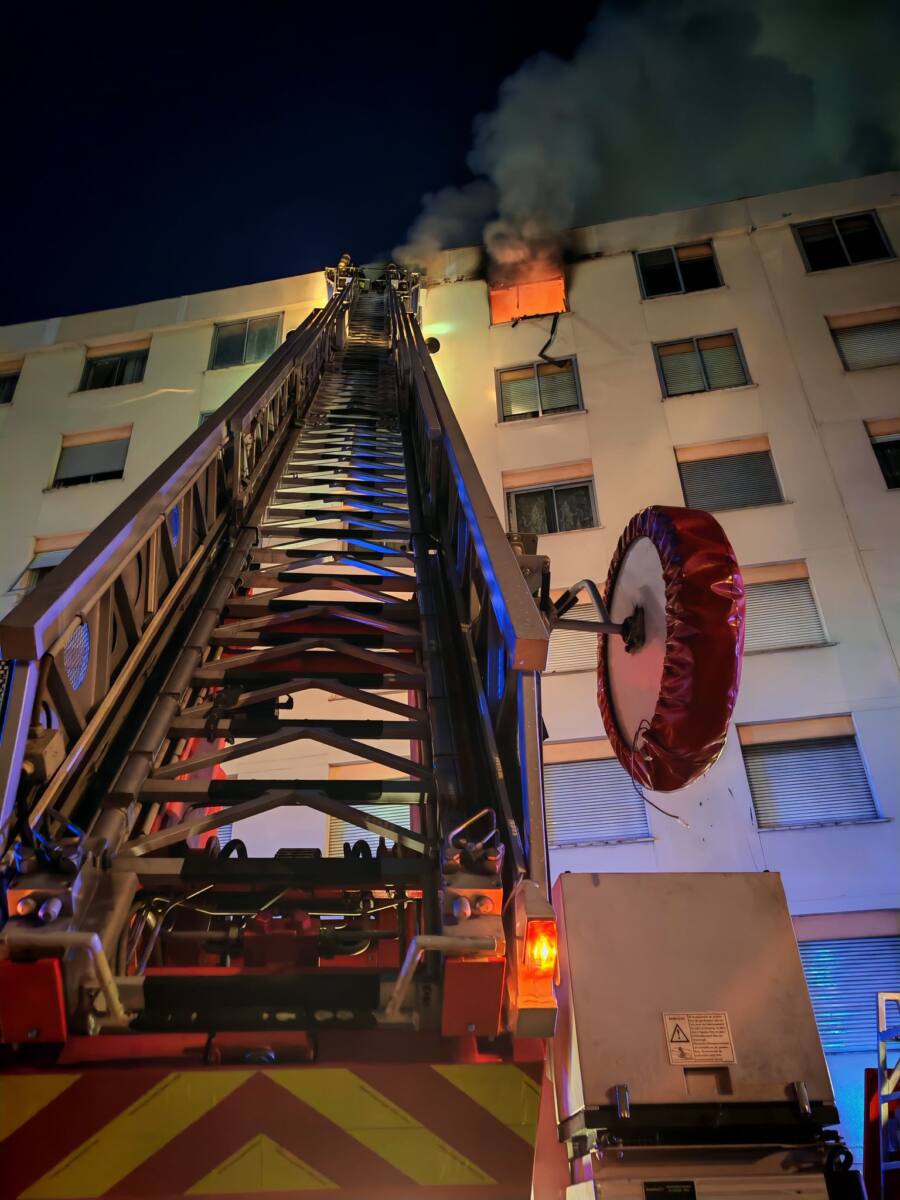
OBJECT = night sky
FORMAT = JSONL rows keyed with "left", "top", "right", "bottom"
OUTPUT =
{"left": 1, "top": 2, "right": 599, "bottom": 325}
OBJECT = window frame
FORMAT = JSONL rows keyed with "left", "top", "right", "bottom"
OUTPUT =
{"left": 653, "top": 329, "right": 751, "bottom": 398}
{"left": 78, "top": 348, "right": 149, "bottom": 392}
{"left": 793, "top": 210, "right": 894, "bottom": 273}
{"left": 495, "top": 356, "right": 584, "bottom": 423}
{"left": 870, "top": 432, "right": 900, "bottom": 489}
{"left": 506, "top": 477, "right": 598, "bottom": 536}
{"left": 208, "top": 313, "right": 283, "bottom": 370}
{"left": 830, "top": 315, "right": 900, "bottom": 373}
{"left": 0, "top": 370, "right": 20, "bottom": 405}
{"left": 742, "top": 564, "right": 830, "bottom": 655}
{"left": 634, "top": 240, "right": 723, "bottom": 300}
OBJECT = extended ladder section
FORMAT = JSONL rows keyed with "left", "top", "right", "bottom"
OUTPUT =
{"left": 0, "top": 271, "right": 556, "bottom": 1048}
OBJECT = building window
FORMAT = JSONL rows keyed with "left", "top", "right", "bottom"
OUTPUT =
{"left": 676, "top": 438, "right": 782, "bottom": 511}
{"left": 10, "top": 548, "right": 72, "bottom": 594}
{"left": 544, "top": 753, "right": 650, "bottom": 846}
{"left": 739, "top": 717, "right": 878, "bottom": 829}
{"left": 743, "top": 563, "right": 827, "bottom": 653}
{"left": 636, "top": 241, "right": 721, "bottom": 299}
{"left": 866, "top": 419, "right": 900, "bottom": 489}
{"left": 507, "top": 479, "right": 597, "bottom": 536}
{"left": 210, "top": 314, "right": 281, "bottom": 369}
{"left": 53, "top": 427, "right": 131, "bottom": 488}
{"left": 80, "top": 343, "right": 149, "bottom": 391}
{"left": 799, "top": 937, "right": 900, "bottom": 1053}
{"left": 0, "top": 370, "right": 20, "bottom": 405}
{"left": 489, "top": 276, "right": 567, "bottom": 325}
{"left": 545, "top": 603, "right": 600, "bottom": 672}
{"left": 497, "top": 358, "right": 581, "bottom": 421}
{"left": 795, "top": 211, "right": 893, "bottom": 272}
{"left": 326, "top": 804, "right": 410, "bottom": 856}
{"left": 655, "top": 332, "right": 749, "bottom": 397}
{"left": 829, "top": 307, "right": 900, "bottom": 371}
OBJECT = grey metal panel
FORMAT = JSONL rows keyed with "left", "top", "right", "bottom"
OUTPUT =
{"left": 744, "top": 579, "right": 826, "bottom": 652}
{"left": 679, "top": 451, "right": 782, "bottom": 510}
{"left": 799, "top": 936, "right": 900, "bottom": 1052}
{"left": 544, "top": 758, "right": 649, "bottom": 846}
{"left": 660, "top": 347, "right": 705, "bottom": 395}
{"left": 327, "top": 804, "right": 410, "bottom": 855}
{"left": 545, "top": 603, "right": 599, "bottom": 672}
{"left": 701, "top": 343, "right": 747, "bottom": 388}
{"left": 833, "top": 320, "right": 900, "bottom": 370}
{"left": 743, "top": 736, "right": 877, "bottom": 828}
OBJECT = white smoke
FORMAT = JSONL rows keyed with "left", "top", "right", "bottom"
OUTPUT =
{"left": 395, "top": 0, "right": 900, "bottom": 273}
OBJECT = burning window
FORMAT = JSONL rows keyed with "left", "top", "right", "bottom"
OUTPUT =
{"left": 489, "top": 275, "right": 567, "bottom": 325}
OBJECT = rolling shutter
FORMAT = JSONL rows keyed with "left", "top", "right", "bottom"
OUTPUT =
{"left": 537, "top": 360, "right": 579, "bottom": 412}
{"left": 833, "top": 321, "right": 900, "bottom": 370}
{"left": 544, "top": 758, "right": 650, "bottom": 846}
{"left": 799, "top": 937, "right": 900, "bottom": 1052}
{"left": 744, "top": 579, "right": 826, "bottom": 652}
{"left": 678, "top": 451, "right": 782, "bottom": 510}
{"left": 327, "top": 805, "right": 410, "bottom": 856}
{"left": 499, "top": 367, "right": 539, "bottom": 419}
{"left": 546, "top": 603, "right": 599, "bottom": 672}
{"left": 743, "top": 736, "right": 877, "bottom": 828}
{"left": 658, "top": 342, "right": 705, "bottom": 395}
{"left": 55, "top": 438, "right": 130, "bottom": 484}
{"left": 699, "top": 334, "right": 747, "bottom": 388}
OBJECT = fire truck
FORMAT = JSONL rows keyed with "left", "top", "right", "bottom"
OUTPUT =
{"left": 0, "top": 263, "right": 868, "bottom": 1198}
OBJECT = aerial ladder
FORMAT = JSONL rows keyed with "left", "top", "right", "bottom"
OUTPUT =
{"left": 0, "top": 263, "right": 862, "bottom": 1199}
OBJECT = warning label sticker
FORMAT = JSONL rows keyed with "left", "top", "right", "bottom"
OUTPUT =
{"left": 663, "top": 1011, "right": 736, "bottom": 1065}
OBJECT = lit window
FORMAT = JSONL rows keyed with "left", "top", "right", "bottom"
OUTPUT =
{"left": 655, "top": 331, "right": 749, "bottom": 397}
{"left": 742, "top": 563, "right": 827, "bottom": 653}
{"left": 507, "top": 480, "right": 597, "bottom": 536}
{"left": 53, "top": 427, "right": 131, "bottom": 488}
{"left": 489, "top": 277, "right": 567, "bottom": 325}
{"left": 80, "top": 344, "right": 149, "bottom": 390}
{"left": 497, "top": 358, "right": 581, "bottom": 421}
{"left": 795, "top": 211, "right": 893, "bottom": 272}
{"left": 865, "top": 419, "right": 900, "bottom": 489}
{"left": 829, "top": 307, "right": 900, "bottom": 371}
{"left": 210, "top": 314, "right": 281, "bottom": 369}
{"left": 544, "top": 753, "right": 649, "bottom": 846}
{"left": 0, "top": 370, "right": 20, "bottom": 405}
{"left": 739, "top": 718, "right": 877, "bottom": 829}
{"left": 636, "top": 241, "right": 721, "bottom": 298}
{"left": 676, "top": 438, "right": 781, "bottom": 511}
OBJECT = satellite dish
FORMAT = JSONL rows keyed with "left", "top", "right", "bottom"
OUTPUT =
{"left": 596, "top": 506, "right": 744, "bottom": 792}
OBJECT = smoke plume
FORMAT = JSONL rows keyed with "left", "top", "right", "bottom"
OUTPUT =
{"left": 395, "top": 0, "right": 900, "bottom": 273}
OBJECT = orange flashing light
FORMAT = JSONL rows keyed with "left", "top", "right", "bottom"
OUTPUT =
{"left": 524, "top": 918, "right": 558, "bottom": 979}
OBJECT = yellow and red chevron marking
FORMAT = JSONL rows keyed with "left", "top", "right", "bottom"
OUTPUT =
{"left": 0, "top": 1063, "right": 540, "bottom": 1199}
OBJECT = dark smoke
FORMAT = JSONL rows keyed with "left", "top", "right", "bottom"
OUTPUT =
{"left": 395, "top": 0, "right": 900, "bottom": 271}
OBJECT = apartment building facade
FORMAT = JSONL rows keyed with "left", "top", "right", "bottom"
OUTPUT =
{"left": 1, "top": 171, "right": 898, "bottom": 1153}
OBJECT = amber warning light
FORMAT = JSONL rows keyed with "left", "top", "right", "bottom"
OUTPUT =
{"left": 524, "top": 918, "right": 558, "bottom": 979}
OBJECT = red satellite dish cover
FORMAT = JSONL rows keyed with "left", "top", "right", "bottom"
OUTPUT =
{"left": 597, "top": 506, "right": 745, "bottom": 792}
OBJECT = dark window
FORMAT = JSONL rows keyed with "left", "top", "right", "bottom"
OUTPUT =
{"left": 497, "top": 358, "right": 581, "bottom": 421}
{"left": 507, "top": 480, "right": 597, "bottom": 535}
{"left": 0, "top": 372, "right": 20, "bottom": 404}
{"left": 210, "top": 314, "right": 280, "bottom": 369}
{"left": 655, "top": 332, "right": 749, "bottom": 396}
{"left": 795, "top": 211, "right": 893, "bottom": 272}
{"left": 80, "top": 350, "right": 148, "bottom": 391}
{"left": 678, "top": 450, "right": 782, "bottom": 511}
{"left": 832, "top": 318, "right": 900, "bottom": 371}
{"left": 53, "top": 437, "right": 130, "bottom": 488}
{"left": 636, "top": 241, "right": 721, "bottom": 298}
{"left": 871, "top": 434, "right": 900, "bottom": 489}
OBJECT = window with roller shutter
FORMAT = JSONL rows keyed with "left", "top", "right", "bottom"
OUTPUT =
{"left": 739, "top": 718, "right": 878, "bottom": 829}
{"left": 676, "top": 438, "right": 782, "bottom": 511}
{"left": 52, "top": 427, "right": 132, "bottom": 488}
{"left": 829, "top": 307, "right": 900, "bottom": 371}
{"left": 545, "top": 603, "right": 600, "bottom": 672}
{"left": 799, "top": 937, "right": 900, "bottom": 1053}
{"left": 496, "top": 358, "right": 582, "bottom": 421}
{"left": 654, "top": 331, "right": 750, "bottom": 397}
{"left": 544, "top": 756, "right": 650, "bottom": 846}
{"left": 742, "top": 563, "right": 827, "bottom": 653}
{"left": 326, "top": 805, "right": 411, "bottom": 856}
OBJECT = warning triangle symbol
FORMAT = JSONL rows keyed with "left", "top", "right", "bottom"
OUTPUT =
{"left": 669, "top": 1023, "right": 690, "bottom": 1044}
{"left": 188, "top": 1133, "right": 337, "bottom": 1194}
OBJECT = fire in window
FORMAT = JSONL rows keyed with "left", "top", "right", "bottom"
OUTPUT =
{"left": 489, "top": 275, "right": 567, "bottom": 325}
